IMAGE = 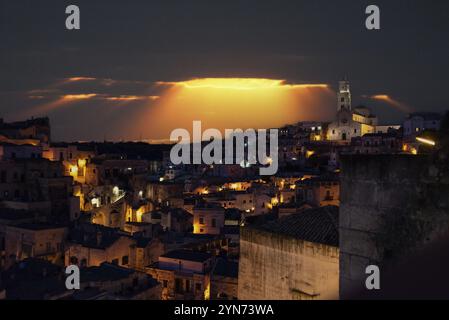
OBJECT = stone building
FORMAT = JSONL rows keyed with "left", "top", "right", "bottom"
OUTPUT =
{"left": 327, "top": 80, "right": 377, "bottom": 142}
{"left": 339, "top": 154, "right": 449, "bottom": 298}
{"left": 146, "top": 181, "right": 184, "bottom": 205}
{"left": 1, "top": 258, "right": 161, "bottom": 300}
{"left": 350, "top": 131, "right": 402, "bottom": 154}
{"left": 160, "top": 207, "right": 193, "bottom": 233}
{"left": 0, "top": 158, "right": 79, "bottom": 223}
{"left": 4, "top": 223, "right": 67, "bottom": 268}
{"left": 0, "top": 117, "right": 51, "bottom": 144}
{"left": 84, "top": 157, "right": 149, "bottom": 187}
{"left": 238, "top": 206, "right": 340, "bottom": 300}
{"left": 193, "top": 202, "right": 225, "bottom": 235}
{"left": 0, "top": 143, "right": 42, "bottom": 160}
{"left": 42, "top": 143, "right": 96, "bottom": 182}
{"left": 64, "top": 224, "right": 161, "bottom": 270}
{"left": 145, "top": 249, "right": 213, "bottom": 300}
{"left": 295, "top": 175, "right": 340, "bottom": 207}
{"left": 77, "top": 262, "right": 161, "bottom": 300}
{"left": 403, "top": 112, "right": 441, "bottom": 139}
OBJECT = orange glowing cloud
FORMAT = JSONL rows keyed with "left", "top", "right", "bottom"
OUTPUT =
{"left": 62, "top": 94, "right": 98, "bottom": 100}
{"left": 370, "top": 94, "right": 413, "bottom": 113}
{"left": 158, "top": 78, "right": 328, "bottom": 91}
{"left": 66, "top": 77, "right": 97, "bottom": 82}
{"left": 130, "top": 78, "right": 334, "bottom": 140}
{"left": 106, "top": 95, "right": 159, "bottom": 101}
{"left": 21, "top": 93, "right": 98, "bottom": 118}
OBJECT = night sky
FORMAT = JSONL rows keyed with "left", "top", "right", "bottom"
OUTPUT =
{"left": 1, "top": 0, "right": 448, "bottom": 141}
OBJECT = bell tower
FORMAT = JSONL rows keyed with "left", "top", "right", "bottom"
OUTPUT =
{"left": 337, "top": 78, "right": 351, "bottom": 111}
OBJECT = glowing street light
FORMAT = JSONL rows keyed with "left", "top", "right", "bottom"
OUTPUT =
{"left": 416, "top": 137, "right": 436, "bottom": 146}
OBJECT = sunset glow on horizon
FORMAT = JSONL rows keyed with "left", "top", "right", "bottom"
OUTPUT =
{"left": 130, "top": 77, "right": 335, "bottom": 140}
{"left": 158, "top": 78, "right": 329, "bottom": 91}
{"left": 20, "top": 77, "right": 336, "bottom": 141}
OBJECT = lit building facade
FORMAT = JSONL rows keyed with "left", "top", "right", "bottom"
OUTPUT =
{"left": 193, "top": 202, "right": 225, "bottom": 235}
{"left": 327, "top": 80, "right": 377, "bottom": 142}
{"left": 146, "top": 249, "right": 213, "bottom": 300}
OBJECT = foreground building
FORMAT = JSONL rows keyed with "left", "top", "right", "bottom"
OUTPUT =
{"left": 339, "top": 154, "right": 449, "bottom": 299}
{"left": 238, "top": 206, "right": 339, "bottom": 300}
{"left": 146, "top": 249, "right": 213, "bottom": 300}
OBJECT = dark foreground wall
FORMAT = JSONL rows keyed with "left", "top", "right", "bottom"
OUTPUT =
{"left": 340, "top": 154, "right": 449, "bottom": 299}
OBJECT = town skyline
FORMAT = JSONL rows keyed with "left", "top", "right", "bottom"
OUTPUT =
{"left": 2, "top": 1, "right": 449, "bottom": 303}
{"left": 2, "top": 77, "right": 441, "bottom": 142}
{"left": 1, "top": 1, "right": 449, "bottom": 141}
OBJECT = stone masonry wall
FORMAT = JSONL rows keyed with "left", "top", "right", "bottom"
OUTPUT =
{"left": 238, "top": 227, "right": 339, "bottom": 300}
{"left": 339, "top": 154, "right": 449, "bottom": 298}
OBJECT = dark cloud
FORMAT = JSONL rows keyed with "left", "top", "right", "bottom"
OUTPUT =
{"left": 1, "top": 0, "right": 449, "bottom": 140}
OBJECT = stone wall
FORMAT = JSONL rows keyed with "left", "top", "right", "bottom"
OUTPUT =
{"left": 238, "top": 227, "right": 339, "bottom": 300}
{"left": 339, "top": 154, "right": 449, "bottom": 298}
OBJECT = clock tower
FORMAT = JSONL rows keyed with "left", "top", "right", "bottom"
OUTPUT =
{"left": 337, "top": 79, "right": 351, "bottom": 111}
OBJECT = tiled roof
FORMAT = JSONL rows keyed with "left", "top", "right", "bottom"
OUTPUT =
{"left": 255, "top": 206, "right": 339, "bottom": 247}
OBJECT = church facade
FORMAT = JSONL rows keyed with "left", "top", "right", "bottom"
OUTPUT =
{"left": 327, "top": 80, "right": 377, "bottom": 142}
